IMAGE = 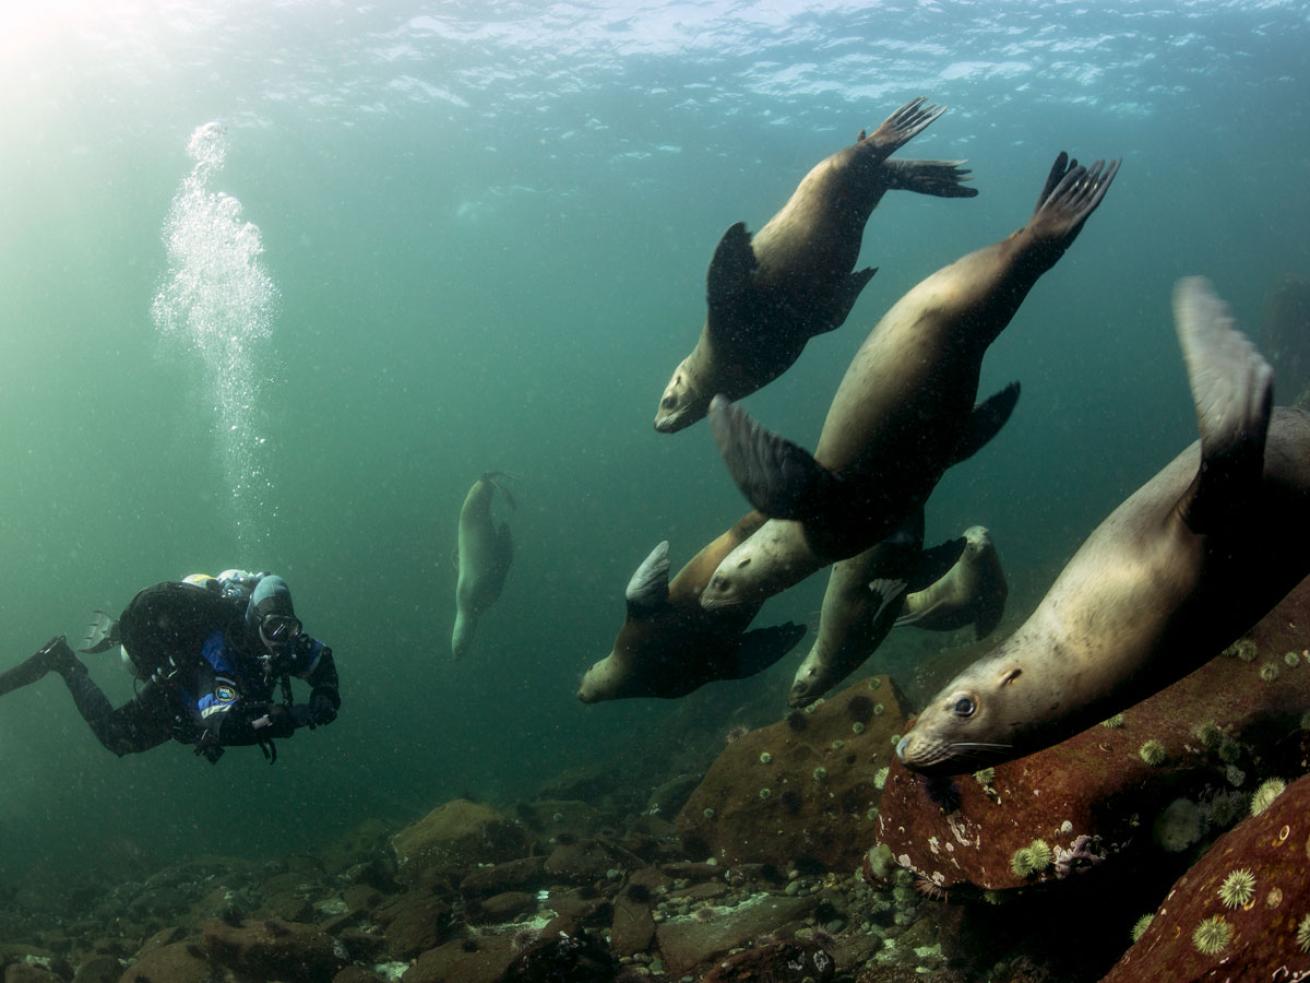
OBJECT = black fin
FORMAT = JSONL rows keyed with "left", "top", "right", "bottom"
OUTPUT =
{"left": 733, "top": 622, "right": 807, "bottom": 680}
{"left": 1173, "top": 277, "right": 1274, "bottom": 532}
{"left": 0, "top": 637, "right": 72, "bottom": 698}
{"left": 817, "top": 266, "right": 877, "bottom": 335}
{"left": 708, "top": 395, "right": 843, "bottom": 520}
{"left": 863, "top": 97, "right": 947, "bottom": 155}
{"left": 706, "top": 222, "right": 757, "bottom": 327}
{"left": 950, "top": 382, "right": 1021, "bottom": 465}
{"left": 882, "top": 159, "right": 979, "bottom": 199}
{"left": 908, "top": 537, "right": 967, "bottom": 592}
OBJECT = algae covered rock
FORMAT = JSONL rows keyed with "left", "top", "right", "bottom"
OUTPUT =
{"left": 676, "top": 675, "right": 908, "bottom": 871}
{"left": 391, "top": 799, "right": 528, "bottom": 884}
{"left": 115, "top": 941, "right": 218, "bottom": 983}
{"left": 878, "top": 577, "right": 1310, "bottom": 891}
{"left": 200, "top": 916, "right": 346, "bottom": 982}
{"left": 1101, "top": 771, "right": 1310, "bottom": 982}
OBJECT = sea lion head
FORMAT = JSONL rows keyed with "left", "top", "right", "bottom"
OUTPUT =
{"left": 654, "top": 359, "right": 707, "bottom": 433}
{"left": 962, "top": 525, "right": 993, "bottom": 555}
{"left": 578, "top": 542, "right": 673, "bottom": 703}
{"left": 896, "top": 654, "right": 1026, "bottom": 775}
{"left": 699, "top": 530, "right": 793, "bottom": 611}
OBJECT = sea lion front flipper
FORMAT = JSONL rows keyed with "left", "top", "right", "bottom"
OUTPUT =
{"left": 79, "top": 609, "right": 121, "bottom": 654}
{"left": 907, "top": 537, "right": 967, "bottom": 592}
{"left": 706, "top": 222, "right": 758, "bottom": 328}
{"left": 708, "top": 395, "right": 844, "bottom": 520}
{"left": 1029, "top": 154, "right": 1120, "bottom": 250}
{"left": 816, "top": 266, "right": 878, "bottom": 336}
{"left": 867, "top": 578, "right": 909, "bottom": 628}
{"left": 733, "top": 622, "right": 807, "bottom": 680}
{"left": 625, "top": 541, "right": 671, "bottom": 614}
{"left": 863, "top": 97, "right": 946, "bottom": 155}
{"left": 882, "top": 159, "right": 979, "bottom": 199}
{"left": 1173, "top": 276, "right": 1274, "bottom": 532}
{"left": 949, "top": 382, "right": 1022, "bottom": 465}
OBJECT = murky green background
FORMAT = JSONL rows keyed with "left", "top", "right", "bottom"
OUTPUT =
{"left": 1, "top": 0, "right": 1307, "bottom": 884}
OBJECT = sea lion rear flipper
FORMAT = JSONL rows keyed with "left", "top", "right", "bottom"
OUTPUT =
{"left": 706, "top": 222, "right": 758, "bottom": 328}
{"left": 950, "top": 382, "right": 1022, "bottom": 465}
{"left": 882, "top": 159, "right": 979, "bottom": 199}
{"left": 815, "top": 266, "right": 878, "bottom": 335}
{"left": 79, "top": 609, "right": 121, "bottom": 654}
{"left": 708, "top": 395, "right": 844, "bottom": 520}
{"left": 907, "top": 537, "right": 967, "bottom": 592}
{"left": 1173, "top": 277, "right": 1274, "bottom": 533}
{"left": 733, "top": 622, "right": 807, "bottom": 680}
{"left": 863, "top": 97, "right": 946, "bottom": 155}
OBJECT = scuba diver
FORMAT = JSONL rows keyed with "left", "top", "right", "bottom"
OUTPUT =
{"left": 0, "top": 570, "right": 339, "bottom": 763}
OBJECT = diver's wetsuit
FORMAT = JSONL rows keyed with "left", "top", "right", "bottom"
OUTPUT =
{"left": 52, "top": 572, "right": 340, "bottom": 760}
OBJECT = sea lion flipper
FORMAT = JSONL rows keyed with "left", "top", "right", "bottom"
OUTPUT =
{"left": 864, "top": 97, "right": 946, "bottom": 154}
{"left": 1173, "top": 276, "right": 1274, "bottom": 532}
{"left": 733, "top": 622, "right": 807, "bottom": 680}
{"left": 950, "top": 382, "right": 1022, "bottom": 465}
{"left": 706, "top": 222, "right": 758, "bottom": 327}
{"left": 908, "top": 537, "right": 967, "bottom": 592}
{"left": 882, "top": 159, "right": 979, "bottom": 199}
{"left": 817, "top": 266, "right": 878, "bottom": 335}
{"left": 625, "top": 541, "right": 671, "bottom": 613}
{"left": 1030, "top": 154, "right": 1120, "bottom": 247}
{"left": 867, "top": 578, "right": 909, "bottom": 626}
{"left": 708, "top": 395, "right": 842, "bottom": 520}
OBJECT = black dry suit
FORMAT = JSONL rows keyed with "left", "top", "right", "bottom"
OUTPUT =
{"left": 62, "top": 579, "right": 339, "bottom": 763}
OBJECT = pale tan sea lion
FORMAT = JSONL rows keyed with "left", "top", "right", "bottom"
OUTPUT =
{"left": 452, "top": 473, "right": 514, "bottom": 659}
{"left": 578, "top": 512, "right": 805, "bottom": 702}
{"left": 895, "top": 525, "right": 1007, "bottom": 640}
{"left": 701, "top": 152, "right": 1119, "bottom": 611}
{"left": 898, "top": 278, "right": 1309, "bottom": 775}
{"left": 654, "top": 96, "right": 978, "bottom": 433}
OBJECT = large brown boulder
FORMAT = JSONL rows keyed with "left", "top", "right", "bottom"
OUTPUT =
{"left": 201, "top": 917, "right": 346, "bottom": 983}
{"left": 676, "top": 675, "right": 908, "bottom": 871}
{"left": 391, "top": 800, "right": 528, "bottom": 885}
{"left": 1101, "top": 772, "right": 1310, "bottom": 982}
{"left": 878, "top": 577, "right": 1310, "bottom": 891}
{"left": 116, "top": 942, "right": 219, "bottom": 983}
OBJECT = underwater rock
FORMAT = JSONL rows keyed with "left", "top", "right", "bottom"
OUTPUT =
{"left": 473, "top": 891, "right": 536, "bottom": 923}
{"left": 200, "top": 916, "right": 346, "bottom": 983}
{"left": 677, "top": 675, "right": 909, "bottom": 870}
{"left": 702, "top": 939, "right": 836, "bottom": 982}
{"left": 391, "top": 799, "right": 528, "bottom": 886}
{"left": 543, "top": 837, "right": 631, "bottom": 884}
{"left": 655, "top": 893, "right": 817, "bottom": 976}
{"left": 1101, "top": 772, "right": 1310, "bottom": 982}
{"left": 877, "top": 577, "right": 1310, "bottom": 890}
{"left": 5, "top": 964, "right": 65, "bottom": 983}
{"left": 498, "top": 931, "right": 619, "bottom": 982}
{"left": 71, "top": 955, "right": 121, "bottom": 983}
{"left": 609, "top": 887, "right": 656, "bottom": 956}
{"left": 459, "top": 857, "right": 547, "bottom": 898}
{"left": 374, "top": 894, "right": 452, "bottom": 960}
{"left": 331, "top": 968, "right": 386, "bottom": 983}
{"left": 401, "top": 933, "right": 517, "bottom": 983}
{"left": 115, "top": 941, "right": 216, "bottom": 983}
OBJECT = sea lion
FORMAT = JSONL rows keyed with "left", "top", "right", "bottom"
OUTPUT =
{"left": 578, "top": 512, "right": 805, "bottom": 702}
{"left": 452, "top": 473, "right": 514, "bottom": 660}
{"left": 895, "top": 526, "right": 1007, "bottom": 640}
{"left": 897, "top": 278, "right": 1308, "bottom": 775}
{"left": 701, "top": 151, "right": 1119, "bottom": 611}
{"left": 654, "top": 96, "right": 978, "bottom": 433}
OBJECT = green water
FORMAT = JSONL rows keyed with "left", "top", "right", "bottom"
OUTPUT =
{"left": 1, "top": 0, "right": 1308, "bottom": 888}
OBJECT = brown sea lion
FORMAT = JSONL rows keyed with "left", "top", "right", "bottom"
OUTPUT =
{"left": 577, "top": 513, "right": 804, "bottom": 702}
{"left": 895, "top": 525, "right": 1007, "bottom": 640}
{"left": 654, "top": 96, "right": 978, "bottom": 433}
{"left": 452, "top": 473, "right": 514, "bottom": 659}
{"left": 701, "top": 152, "right": 1119, "bottom": 611}
{"left": 898, "top": 278, "right": 1308, "bottom": 775}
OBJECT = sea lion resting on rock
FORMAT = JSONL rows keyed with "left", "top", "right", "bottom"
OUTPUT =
{"left": 898, "top": 278, "right": 1309, "bottom": 775}
{"left": 452, "top": 473, "right": 514, "bottom": 659}
{"left": 577, "top": 513, "right": 805, "bottom": 702}
{"left": 701, "top": 152, "right": 1119, "bottom": 611}
{"left": 789, "top": 518, "right": 1010, "bottom": 708}
{"left": 654, "top": 96, "right": 978, "bottom": 433}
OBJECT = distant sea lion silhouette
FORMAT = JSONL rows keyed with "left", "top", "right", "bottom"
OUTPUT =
{"left": 452, "top": 473, "right": 514, "bottom": 659}
{"left": 577, "top": 513, "right": 804, "bottom": 702}
{"left": 895, "top": 525, "right": 1007, "bottom": 640}
{"left": 654, "top": 97, "right": 977, "bottom": 433}
{"left": 898, "top": 278, "right": 1308, "bottom": 775}
{"left": 701, "top": 151, "right": 1119, "bottom": 611}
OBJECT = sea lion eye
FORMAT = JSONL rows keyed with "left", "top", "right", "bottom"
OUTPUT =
{"left": 952, "top": 696, "right": 976, "bottom": 718}
{"left": 661, "top": 395, "right": 677, "bottom": 410}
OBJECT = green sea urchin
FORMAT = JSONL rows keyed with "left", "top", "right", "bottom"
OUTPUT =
{"left": 1250, "top": 778, "right": 1286, "bottom": 816}
{"left": 1297, "top": 913, "right": 1310, "bottom": 954}
{"left": 812, "top": 766, "right": 828, "bottom": 782}
{"left": 1191, "top": 915, "right": 1231, "bottom": 956}
{"left": 1026, "top": 839, "right": 1052, "bottom": 873}
{"left": 1218, "top": 869, "right": 1256, "bottom": 908}
{"left": 1285, "top": 650, "right": 1301, "bottom": 667}
{"left": 1226, "top": 638, "right": 1258, "bottom": 662}
{"left": 1138, "top": 739, "right": 1167, "bottom": 766}
{"left": 759, "top": 751, "right": 773, "bottom": 765}
{"left": 1259, "top": 662, "right": 1281, "bottom": 682}
{"left": 1101, "top": 713, "right": 1125, "bottom": 729}
{"left": 1010, "top": 847, "right": 1035, "bottom": 878}
{"left": 1131, "top": 913, "right": 1154, "bottom": 943}
{"left": 1194, "top": 722, "right": 1223, "bottom": 749}
{"left": 973, "top": 767, "right": 996, "bottom": 786}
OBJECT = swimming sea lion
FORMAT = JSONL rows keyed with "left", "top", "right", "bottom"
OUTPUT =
{"left": 654, "top": 97, "right": 978, "bottom": 433}
{"left": 701, "top": 152, "right": 1119, "bottom": 611}
{"left": 578, "top": 512, "right": 805, "bottom": 702}
{"left": 897, "top": 278, "right": 1307, "bottom": 775}
{"left": 452, "top": 473, "right": 514, "bottom": 660}
{"left": 895, "top": 526, "right": 1007, "bottom": 640}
